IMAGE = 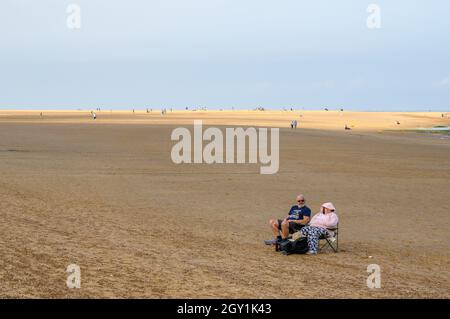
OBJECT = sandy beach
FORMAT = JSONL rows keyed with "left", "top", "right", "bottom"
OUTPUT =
{"left": 0, "top": 110, "right": 449, "bottom": 298}
{"left": 0, "top": 109, "right": 448, "bottom": 131}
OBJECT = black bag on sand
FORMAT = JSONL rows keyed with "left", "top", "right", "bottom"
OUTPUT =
{"left": 278, "top": 237, "right": 309, "bottom": 255}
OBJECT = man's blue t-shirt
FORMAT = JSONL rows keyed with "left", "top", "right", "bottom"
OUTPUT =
{"left": 287, "top": 205, "right": 311, "bottom": 221}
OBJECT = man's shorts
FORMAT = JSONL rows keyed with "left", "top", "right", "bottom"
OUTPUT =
{"left": 277, "top": 219, "right": 304, "bottom": 233}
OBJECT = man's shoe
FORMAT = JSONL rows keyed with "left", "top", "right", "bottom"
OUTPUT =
{"left": 264, "top": 239, "right": 277, "bottom": 245}
{"left": 306, "top": 250, "right": 317, "bottom": 255}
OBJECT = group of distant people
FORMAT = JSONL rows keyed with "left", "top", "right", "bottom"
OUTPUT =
{"left": 88, "top": 108, "right": 176, "bottom": 118}
{"left": 266, "top": 194, "right": 339, "bottom": 255}
{"left": 291, "top": 120, "right": 351, "bottom": 131}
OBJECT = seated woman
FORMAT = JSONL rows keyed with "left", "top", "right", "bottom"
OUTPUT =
{"left": 300, "top": 202, "right": 338, "bottom": 255}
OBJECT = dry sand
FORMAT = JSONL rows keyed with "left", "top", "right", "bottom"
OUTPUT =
{"left": 1, "top": 109, "right": 448, "bottom": 130}
{"left": 0, "top": 110, "right": 449, "bottom": 298}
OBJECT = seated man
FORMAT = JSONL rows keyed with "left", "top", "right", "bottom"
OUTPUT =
{"left": 265, "top": 194, "right": 311, "bottom": 245}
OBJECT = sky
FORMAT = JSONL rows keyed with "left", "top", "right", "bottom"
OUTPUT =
{"left": 1, "top": 0, "right": 449, "bottom": 111}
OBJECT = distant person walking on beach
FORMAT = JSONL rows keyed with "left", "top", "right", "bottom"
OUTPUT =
{"left": 300, "top": 202, "right": 338, "bottom": 255}
{"left": 92, "top": 112, "right": 97, "bottom": 120}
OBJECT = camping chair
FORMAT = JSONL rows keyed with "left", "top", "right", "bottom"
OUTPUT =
{"left": 319, "top": 224, "right": 339, "bottom": 253}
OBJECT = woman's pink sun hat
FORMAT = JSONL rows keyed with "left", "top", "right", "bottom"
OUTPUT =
{"left": 322, "top": 202, "right": 336, "bottom": 211}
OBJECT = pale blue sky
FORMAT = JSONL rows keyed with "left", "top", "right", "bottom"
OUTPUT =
{"left": 1, "top": 0, "right": 449, "bottom": 110}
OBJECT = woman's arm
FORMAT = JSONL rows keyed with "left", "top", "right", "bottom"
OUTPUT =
{"left": 323, "top": 213, "right": 338, "bottom": 229}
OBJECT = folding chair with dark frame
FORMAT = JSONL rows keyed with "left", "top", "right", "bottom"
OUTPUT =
{"left": 319, "top": 224, "right": 339, "bottom": 253}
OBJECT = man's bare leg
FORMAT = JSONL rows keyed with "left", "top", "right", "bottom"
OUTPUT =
{"left": 281, "top": 220, "right": 290, "bottom": 239}
{"left": 269, "top": 219, "right": 280, "bottom": 237}
{"left": 263, "top": 219, "right": 283, "bottom": 245}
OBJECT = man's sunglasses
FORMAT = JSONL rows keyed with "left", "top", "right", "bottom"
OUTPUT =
{"left": 297, "top": 199, "right": 305, "bottom": 202}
